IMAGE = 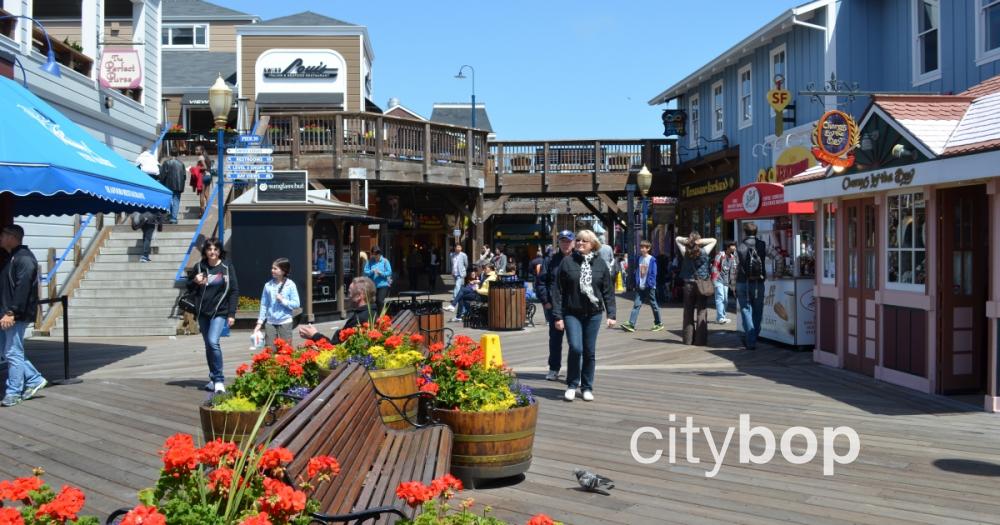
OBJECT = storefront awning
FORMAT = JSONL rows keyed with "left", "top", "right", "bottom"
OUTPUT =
{"left": 723, "top": 182, "right": 814, "bottom": 221}
{"left": 0, "top": 77, "right": 171, "bottom": 215}
{"left": 255, "top": 92, "right": 344, "bottom": 108}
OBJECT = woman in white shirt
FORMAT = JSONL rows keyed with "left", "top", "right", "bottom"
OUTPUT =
{"left": 255, "top": 257, "right": 301, "bottom": 349}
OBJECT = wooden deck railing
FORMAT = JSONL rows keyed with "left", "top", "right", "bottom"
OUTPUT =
{"left": 489, "top": 139, "right": 674, "bottom": 175}
{"left": 265, "top": 112, "right": 489, "bottom": 168}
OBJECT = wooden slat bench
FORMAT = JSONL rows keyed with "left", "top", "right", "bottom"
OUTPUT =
{"left": 266, "top": 363, "right": 452, "bottom": 524}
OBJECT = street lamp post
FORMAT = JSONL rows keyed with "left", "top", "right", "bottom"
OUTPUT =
{"left": 208, "top": 74, "right": 233, "bottom": 246}
{"left": 637, "top": 165, "right": 653, "bottom": 241}
{"left": 454, "top": 65, "right": 476, "bottom": 129}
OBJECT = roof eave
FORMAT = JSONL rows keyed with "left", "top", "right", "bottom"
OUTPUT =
{"left": 647, "top": 0, "right": 829, "bottom": 106}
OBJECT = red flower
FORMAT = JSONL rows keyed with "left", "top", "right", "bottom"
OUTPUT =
{"left": 419, "top": 382, "right": 439, "bottom": 395}
{"left": 409, "top": 334, "right": 425, "bottom": 345}
{"left": 238, "top": 512, "right": 273, "bottom": 525}
{"left": 307, "top": 456, "right": 341, "bottom": 479}
{"left": 338, "top": 328, "right": 356, "bottom": 342}
{"left": 236, "top": 363, "right": 250, "bottom": 376}
{"left": 421, "top": 365, "right": 433, "bottom": 376}
{"left": 259, "top": 447, "right": 294, "bottom": 473}
{"left": 252, "top": 350, "right": 272, "bottom": 365}
{"left": 0, "top": 476, "right": 43, "bottom": 501}
{"left": 429, "top": 342, "right": 445, "bottom": 353}
{"left": 120, "top": 505, "right": 166, "bottom": 525}
{"left": 259, "top": 478, "right": 307, "bottom": 520}
{"left": 429, "top": 474, "right": 463, "bottom": 497}
{"left": 453, "top": 335, "right": 475, "bottom": 346}
{"left": 288, "top": 363, "right": 304, "bottom": 377}
{"left": 206, "top": 467, "right": 235, "bottom": 494}
{"left": 395, "top": 481, "right": 434, "bottom": 508}
{"left": 384, "top": 335, "right": 403, "bottom": 349}
{"left": 367, "top": 330, "right": 384, "bottom": 341}
{"left": 160, "top": 433, "right": 199, "bottom": 476}
{"left": 430, "top": 352, "right": 444, "bottom": 363}
{"left": 0, "top": 508, "right": 24, "bottom": 525}
{"left": 415, "top": 376, "right": 427, "bottom": 387}
{"left": 199, "top": 439, "right": 241, "bottom": 467}
{"left": 35, "top": 485, "right": 85, "bottom": 522}
{"left": 377, "top": 315, "right": 392, "bottom": 330}
{"left": 526, "top": 514, "right": 555, "bottom": 525}
{"left": 455, "top": 370, "right": 469, "bottom": 382}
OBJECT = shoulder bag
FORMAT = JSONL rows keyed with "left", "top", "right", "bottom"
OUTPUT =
{"left": 695, "top": 278, "right": 715, "bottom": 297}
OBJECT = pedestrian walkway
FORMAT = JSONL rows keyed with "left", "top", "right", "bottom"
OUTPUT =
{"left": 3, "top": 296, "right": 1000, "bottom": 524}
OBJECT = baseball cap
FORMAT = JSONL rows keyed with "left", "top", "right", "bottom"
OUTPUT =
{"left": 557, "top": 230, "right": 575, "bottom": 241}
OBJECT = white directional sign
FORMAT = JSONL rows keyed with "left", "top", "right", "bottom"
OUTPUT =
{"left": 226, "top": 147, "right": 273, "bottom": 155}
{"left": 224, "top": 145, "right": 274, "bottom": 180}
{"left": 226, "top": 155, "right": 273, "bottom": 164}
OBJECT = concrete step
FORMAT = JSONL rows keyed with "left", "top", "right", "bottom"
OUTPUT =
{"left": 88, "top": 261, "right": 180, "bottom": 271}
{"left": 65, "top": 306, "right": 176, "bottom": 318}
{"left": 68, "top": 296, "right": 177, "bottom": 307}
{"left": 109, "top": 230, "right": 200, "bottom": 240}
{"left": 78, "top": 278, "right": 179, "bottom": 289}
{"left": 93, "top": 253, "right": 199, "bottom": 264}
{"left": 48, "top": 325, "right": 179, "bottom": 337}
{"left": 73, "top": 287, "right": 184, "bottom": 298}
{"left": 111, "top": 224, "right": 198, "bottom": 234}
{"left": 55, "top": 317, "right": 178, "bottom": 328}
{"left": 83, "top": 269, "right": 177, "bottom": 280}
{"left": 102, "top": 245, "right": 190, "bottom": 255}
{"left": 105, "top": 238, "right": 193, "bottom": 248}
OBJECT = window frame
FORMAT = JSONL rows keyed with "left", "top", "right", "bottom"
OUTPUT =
{"left": 912, "top": 0, "right": 942, "bottom": 85}
{"left": 976, "top": 0, "right": 1000, "bottom": 65}
{"left": 162, "top": 23, "right": 210, "bottom": 49}
{"left": 688, "top": 93, "right": 700, "bottom": 148}
{"left": 711, "top": 79, "right": 724, "bottom": 139}
{"left": 822, "top": 200, "right": 836, "bottom": 285}
{"left": 769, "top": 44, "right": 790, "bottom": 129}
{"left": 885, "top": 189, "right": 927, "bottom": 293}
{"left": 738, "top": 63, "right": 752, "bottom": 129}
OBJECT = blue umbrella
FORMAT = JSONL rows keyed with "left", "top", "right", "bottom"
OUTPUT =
{"left": 0, "top": 76, "right": 172, "bottom": 215}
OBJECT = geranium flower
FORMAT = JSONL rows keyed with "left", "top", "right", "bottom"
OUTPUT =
{"left": 160, "top": 434, "right": 199, "bottom": 476}
{"left": 0, "top": 507, "right": 24, "bottom": 525}
{"left": 259, "top": 478, "right": 307, "bottom": 520}
{"left": 206, "top": 467, "right": 235, "bottom": 494}
{"left": 429, "top": 342, "right": 445, "bottom": 353}
{"left": 367, "top": 330, "right": 384, "bottom": 341}
{"left": 421, "top": 365, "right": 433, "bottom": 376}
{"left": 238, "top": 512, "right": 273, "bottom": 525}
{"left": 527, "top": 514, "right": 555, "bottom": 525}
{"left": 120, "top": 505, "right": 166, "bottom": 525}
{"left": 307, "top": 456, "right": 341, "bottom": 480}
{"left": 259, "top": 447, "right": 294, "bottom": 473}
{"left": 236, "top": 363, "right": 250, "bottom": 376}
{"left": 419, "top": 382, "right": 439, "bottom": 395}
{"left": 455, "top": 370, "right": 469, "bottom": 382}
{"left": 338, "top": 328, "right": 355, "bottom": 342}
{"left": 199, "top": 439, "right": 241, "bottom": 467}
{"left": 288, "top": 363, "right": 304, "bottom": 377}
{"left": 251, "top": 350, "right": 272, "bottom": 365}
{"left": 0, "top": 476, "right": 43, "bottom": 501}
{"left": 409, "top": 334, "right": 425, "bottom": 345}
{"left": 395, "top": 481, "right": 434, "bottom": 508}
{"left": 384, "top": 335, "right": 403, "bottom": 349}
{"left": 429, "top": 474, "right": 463, "bottom": 498}
{"left": 35, "top": 485, "right": 85, "bottom": 522}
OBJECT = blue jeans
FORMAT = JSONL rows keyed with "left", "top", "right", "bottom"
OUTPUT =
{"left": 3, "top": 322, "right": 44, "bottom": 398}
{"left": 452, "top": 276, "right": 464, "bottom": 301}
{"left": 736, "top": 281, "right": 765, "bottom": 349}
{"left": 543, "top": 307, "right": 565, "bottom": 373}
{"left": 563, "top": 313, "right": 602, "bottom": 391}
{"left": 198, "top": 315, "right": 227, "bottom": 383}
{"left": 169, "top": 192, "right": 181, "bottom": 223}
{"left": 628, "top": 287, "right": 661, "bottom": 326}
{"left": 714, "top": 281, "right": 730, "bottom": 322}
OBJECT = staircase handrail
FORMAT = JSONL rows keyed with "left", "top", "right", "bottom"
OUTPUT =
{"left": 174, "top": 180, "right": 222, "bottom": 282}
{"left": 150, "top": 122, "right": 172, "bottom": 156}
{"left": 40, "top": 214, "right": 93, "bottom": 285}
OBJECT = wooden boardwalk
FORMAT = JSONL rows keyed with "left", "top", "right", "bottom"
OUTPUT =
{"left": 3, "top": 297, "right": 1000, "bottom": 524}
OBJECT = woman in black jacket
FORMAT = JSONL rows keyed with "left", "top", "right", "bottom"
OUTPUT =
{"left": 189, "top": 237, "right": 239, "bottom": 393}
{"left": 551, "top": 229, "right": 616, "bottom": 402}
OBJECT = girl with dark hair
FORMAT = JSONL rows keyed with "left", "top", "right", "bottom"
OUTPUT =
{"left": 188, "top": 237, "right": 239, "bottom": 393}
{"left": 255, "top": 257, "right": 300, "bottom": 350}
{"left": 675, "top": 232, "right": 717, "bottom": 346}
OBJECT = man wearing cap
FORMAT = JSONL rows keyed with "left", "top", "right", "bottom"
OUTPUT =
{"left": 534, "top": 230, "right": 575, "bottom": 381}
{"left": 363, "top": 247, "right": 393, "bottom": 314}
{"left": 0, "top": 225, "right": 46, "bottom": 407}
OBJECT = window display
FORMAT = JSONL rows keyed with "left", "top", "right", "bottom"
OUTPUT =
{"left": 887, "top": 192, "right": 926, "bottom": 286}
{"left": 822, "top": 203, "right": 836, "bottom": 282}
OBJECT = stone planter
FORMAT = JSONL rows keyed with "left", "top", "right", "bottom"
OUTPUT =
{"left": 369, "top": 366, "right": 419, "bottom": 430}
{"left": 432, "top": 402, "right": 539, "bottom": 488}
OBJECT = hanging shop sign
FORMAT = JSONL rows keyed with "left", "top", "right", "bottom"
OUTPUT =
{"left": 679, "top": 174, "right": 736, "bottom": 199}
{"left": 256, "top": 170, "right": 307, "bottom": 202}
{"left": 840, "top": 167, "right": 916, "bottom": 192}
{"left": 98, "top": 46, "right": 142, "bottom": 90}
{"left": 767, "top": 76, "right": 791, "bottom": 136}
{"left": 661, "top": 109, "right": 687, "bottom": 137}
{"left": 723, "top": 182, "right": 814, "bottom": 221}
{"left": 811, "top": 110, "right": 859, "bottom": 169}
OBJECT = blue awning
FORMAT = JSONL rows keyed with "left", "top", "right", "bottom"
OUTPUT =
{"left": 0, "top": 76, "right": 172, "bottom": 216}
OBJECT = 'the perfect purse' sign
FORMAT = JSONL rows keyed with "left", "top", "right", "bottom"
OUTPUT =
{"left": 98, "top": 46, "right": 142, "bottom": 89}
{"left": 256, "top": 171, "right": 307, "bottom": 202}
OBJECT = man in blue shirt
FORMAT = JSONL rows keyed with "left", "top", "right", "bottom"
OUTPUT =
{"left": 364, "top": 246, "right": 392, "bottom": 314}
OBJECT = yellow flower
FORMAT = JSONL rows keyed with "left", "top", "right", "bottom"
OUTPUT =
{"left": 314, "top": 350, "right": 336, "bottom": 369}
{"left": 368, "top": 345, "right": 386, "bottom": 358}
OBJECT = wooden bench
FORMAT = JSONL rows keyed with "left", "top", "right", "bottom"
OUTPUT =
{"left": 265, "top": 363, "right": 452, "bottom": 523}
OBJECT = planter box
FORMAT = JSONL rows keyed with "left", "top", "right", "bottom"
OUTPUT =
{"left": 432, "top": 402, "right": 538, "bottom": 488}
{"left": 369, "top": 366, "right": 418, "bottom": 430}
{"left": 199, "top": 404, "right": 289, "bottom": 444}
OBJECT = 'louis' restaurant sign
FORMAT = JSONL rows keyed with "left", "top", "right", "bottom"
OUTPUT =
{"left": 263, "top": 58, "right": 338, "bottom": 79}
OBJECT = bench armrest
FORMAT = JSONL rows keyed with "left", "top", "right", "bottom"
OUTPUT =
{"left": 308, "top": 506, "right": 408, "bottom": 524}
{"left": 105, "top": 508, "right": 129, "bottom": 525}
{"left": 373, "top": 388, "right": 439, "bottom": 428}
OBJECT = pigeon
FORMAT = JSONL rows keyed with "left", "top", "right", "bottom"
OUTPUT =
{"left": 574, "top": 468, "right": 615, "bottom": 493}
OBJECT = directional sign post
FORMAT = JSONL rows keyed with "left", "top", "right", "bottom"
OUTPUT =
{"left": 224, "top": 140, "right": 274, "bottom": 180}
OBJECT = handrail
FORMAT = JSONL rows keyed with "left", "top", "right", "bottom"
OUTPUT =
{"left": 174, "top": 180, "right": 222, "bottom": 282}
{"left": 150, "top": 122, "right": 172, "bottom": 156}
{"left": 41, "top": 214, "right": 92, "bottom": 284}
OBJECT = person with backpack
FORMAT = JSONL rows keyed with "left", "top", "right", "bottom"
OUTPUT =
{"left": 159, "top": 155, "right": 186, "bottom": 224}
{"left": 736, "top": 222, "right": 767, "bottom": 350}
{"left": 136, "top": 211, "right": 164, "bottom": 263}
{"left": 254, "top": 257, "right": 300, "bottom": 350}
{"left": 675, "top": 232, "right": 716, "bottom": 346}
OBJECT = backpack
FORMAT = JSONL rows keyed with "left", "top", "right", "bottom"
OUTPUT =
{"left": 746, "top": 239, "right": 765, "bottom": 281}
{"left": 130, "top": 211, "right": 144, "bottom": 231}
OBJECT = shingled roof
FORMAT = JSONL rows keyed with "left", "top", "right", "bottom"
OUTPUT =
{"left": 162, "top": 51, "right": 236, "bottom": 92}
{"left": 430, "top": 103, "right": 494, "bottom": 133}
{"left": 162, "top": 0, "right": 255, "bottom": 19}
{"left": 262, "top": 11, "right": 356, "bottom": 26}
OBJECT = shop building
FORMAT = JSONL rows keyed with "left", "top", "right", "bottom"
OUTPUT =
{"left": 785, "top": 81, "right": 1000, "bottom": 411}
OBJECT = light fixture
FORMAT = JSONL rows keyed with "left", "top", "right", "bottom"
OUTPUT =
{"left": 832, "top": 164, "right": 846, "bottom": 174}
{"left": 0, "top": 15, "right": 62, "bottom": 78}
{"left": 208, "top": 74, "right": 233, "bottom": 125}
{"left": 891, "top": 143, "right": 916, "bottom": 160}
{"left": 103, "top": 94, "right": 113, "bottom": 109}
{"left": 637, "top": 165, "right": 653, "bottom": 197}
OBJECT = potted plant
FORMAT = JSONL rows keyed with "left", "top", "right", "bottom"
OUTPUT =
{"left": 0, "top": 468, "right": 99, "bottom": 524}
{"left": 394, "top": 474, "right": 560, "bottom": 525}
{"left": 309, "top": 314, "right": 426, "bottom": 429}
{"left": 200, "top": 339, "right": 321, "bottom": 443}
{"left": 111, "top": 419, "right": 342, "bottom": 525}
{"left": 418, "top": 336, "right": 537, "bottom": 488}
{"left": 165, "top": 124, "right": 188, "bottom": 140}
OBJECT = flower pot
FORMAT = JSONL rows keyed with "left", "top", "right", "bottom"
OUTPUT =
{"left": 368, "top": 366, "right": 418, "bottom": 430}
{"left": 432, "top": 402, "right": 538, "bottom": 488}
{"left": 198, "top": 405, "right": 289, "bottom": 444}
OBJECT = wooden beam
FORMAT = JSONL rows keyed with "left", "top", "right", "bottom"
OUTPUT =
{"left": 443, "top": 192, "right": 473, "bottom": 220}
{"left": 596, "top": 193, "right": 623, "bottom": 215}
{"left": 577, "top": 196, "right": 604, "bottom": 218}
{"left": 482, "top": 194, "right": 511, "bottom": 220}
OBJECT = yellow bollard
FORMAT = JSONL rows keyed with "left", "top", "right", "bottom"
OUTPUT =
{"left": 481, "top": 333, "right": 503, "bottom": 367}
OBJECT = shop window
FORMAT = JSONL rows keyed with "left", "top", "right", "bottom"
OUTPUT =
{"left": 887, "top": 192, "right": 926, "bottom": 290}
{"left": 688, "top": 93, "right": 700, "bottom": 149}
{"left": 769, "top": 44, "right": 790, "bottom": 125}
{"left": 738, "top": 64, "right": 752, "bottom": 129}
{"left": 912, "top": 0, "right": 941, "bottom": 84}
{"left": 711, "top": 80, "right": 724, "bottom": 139}
{"left": 822, "top": 202, "right": 836, "bottom": 283}
{"left": 162, "top": 24, "right": 208, "bottom": 48}
{"left": 976, "top": 0, "right": 1000, "bottom": 65}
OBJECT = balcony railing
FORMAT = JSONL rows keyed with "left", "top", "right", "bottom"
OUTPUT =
{"left": 265, "top": 112, "right": 489, "bottom": 169}
{"left": 489, "top": 139, "right": 674, "bottom": 175}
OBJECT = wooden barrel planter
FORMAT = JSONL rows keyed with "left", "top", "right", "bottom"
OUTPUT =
{"left": 198, "top": 405, "right": 289, "bottom": 444}
{"left": 368, "top": 366, "right": 419, "bottom": 430}
{"left": 432, "top": 402, "right": 539, "bottom": 488}
{"left": 487, "top": 285, "right": 526, "bottom": 330}
{"left": 417, "top": 308, "right": 445, "bottom": 347}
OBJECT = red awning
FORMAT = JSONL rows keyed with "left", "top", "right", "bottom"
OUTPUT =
{"left": 723, "top": 182, "right": 814, "bottom": 220}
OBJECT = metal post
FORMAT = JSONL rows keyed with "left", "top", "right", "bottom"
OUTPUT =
{"left": 471, "top": 92, "right": 476, "bottom": 130}
{"left": 217, "top": 129, "right": 225, "bottom": 245}
{"left": 642, "top": 196, "right": 650, "bottom": 241}
{"left": 626, "top": 186, "right": 635, "bottom": 291}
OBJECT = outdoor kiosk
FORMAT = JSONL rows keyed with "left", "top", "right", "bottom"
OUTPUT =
{"left": 723, "top": 182, "right": 816, "bottom": 346}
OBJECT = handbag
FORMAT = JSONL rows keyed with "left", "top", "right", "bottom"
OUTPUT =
{"left": 695, "top": 278, "right": 715, "bottom": 297}
{"left": 177, "top": 290, "right": 198, "bottom": 314}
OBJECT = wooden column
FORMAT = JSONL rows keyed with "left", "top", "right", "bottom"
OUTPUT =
{"left": 335, "top": 221, "right": 346, "bottom": 319}
{"left": 304, "top": 213, "right": 315, "bottom": 322}
{"left": 473, "top": 193, "right": 484, "bottom": 261}
{"left": 375, "top": 116, "right": 384, "bottom": 174}
{"left": 593, "top": 140, "right": 601, "bottom": 191}
{"left": 334, "top": 114, "right": 344, "bottom": 172}
{"left": 72, "top": 215, "right": 81, "bottom": 267}
{"left": 290, "top": 116, "right": 301, "bottom": 170}
{"left": 423, "top": 123, "right": 432, "bottom": 181}
{"left": 543, "top": 142, "right": 550, "bottom": 192}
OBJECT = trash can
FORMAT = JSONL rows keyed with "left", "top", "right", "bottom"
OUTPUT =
{"left": 487, "top": 279, "right": 526, "bottom": 331}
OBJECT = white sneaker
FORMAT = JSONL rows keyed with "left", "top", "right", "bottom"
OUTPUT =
{"left": 204, "top": 381, "right": 215, "bottom": 391}
{"left": 719, "top": 318, "right": 731, "bottom": 324}
{"left": 545, "top": 370, "right": 559, "bottom": 381}
{"left": 443, "top": 305, "right": 455, "bottom": 312}
{"left": 582, "top": 390, "right": 594, "bottom": 402}
{"left": 213, "top": 382, "right": 226, "bottom": 393}
{"left": 451, "top": 317, "right": 462, "bottom": 323}
{"left": 564, "top": 388, "right": 576, "bottom": 401}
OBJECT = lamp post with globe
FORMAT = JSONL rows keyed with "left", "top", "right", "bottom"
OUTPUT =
{"left": 208, "top": 74, "right": 233, "bottom": 246}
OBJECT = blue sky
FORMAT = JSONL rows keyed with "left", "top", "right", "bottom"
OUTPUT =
{"left": 216, "top": 0, "right": 799, "bottom": 140}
